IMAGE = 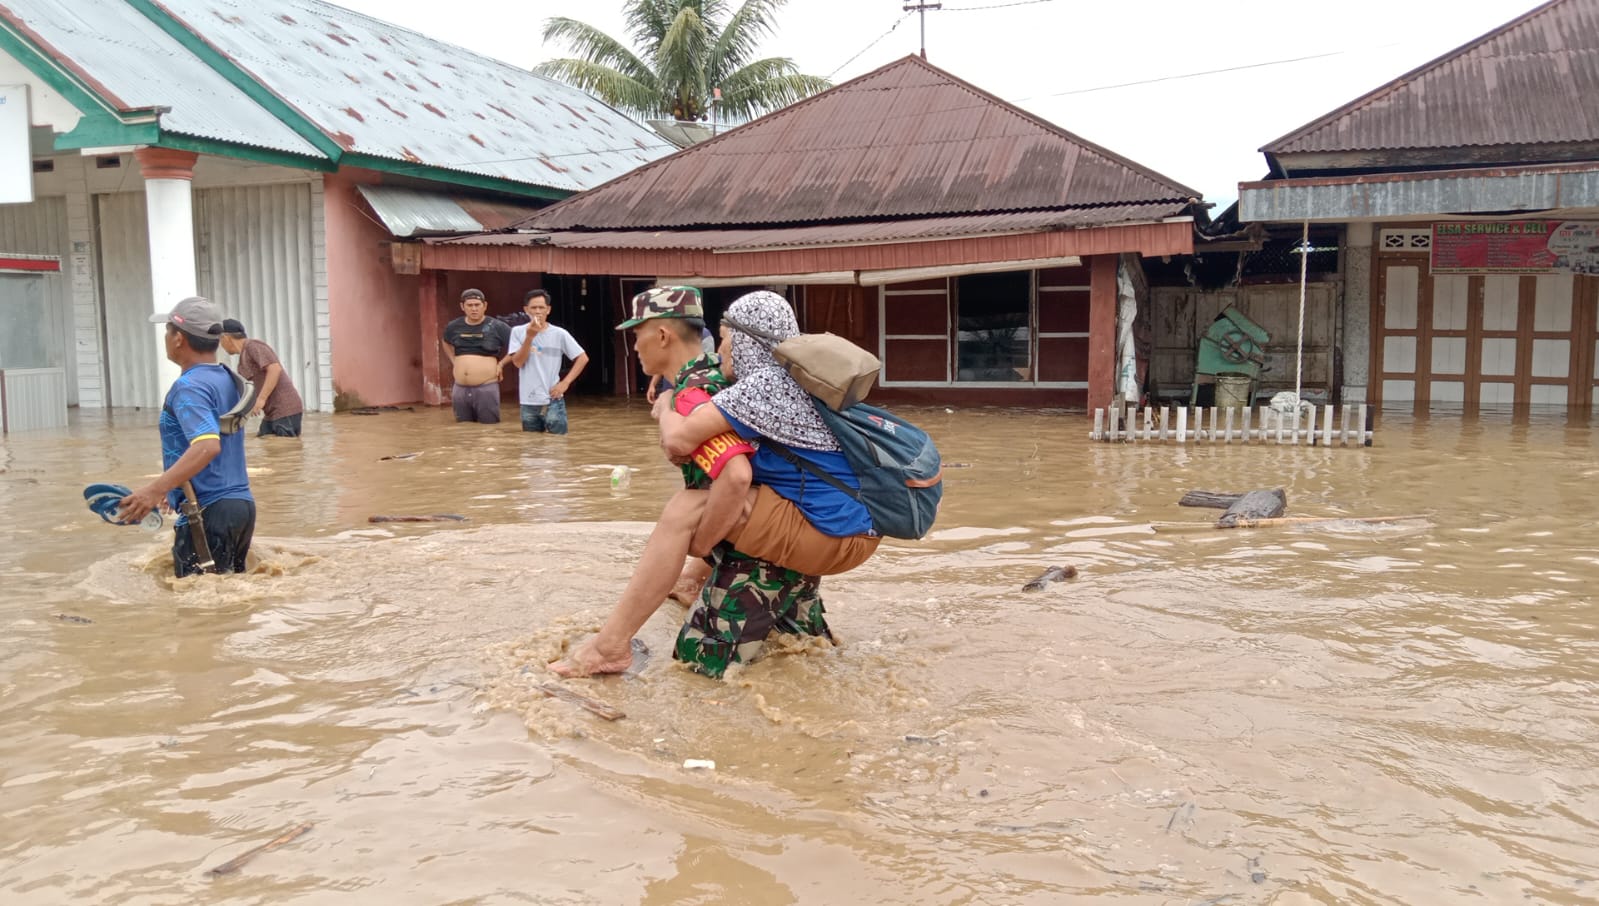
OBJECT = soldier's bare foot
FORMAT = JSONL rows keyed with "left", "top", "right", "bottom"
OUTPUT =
{"left": 548, "top": 635, "right": 633, "bottom": 677}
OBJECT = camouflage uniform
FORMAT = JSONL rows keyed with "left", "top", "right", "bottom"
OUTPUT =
{"left": 664, "top": 341, "right": 831, "bottom": 679}
{"left": 674, "top": 547, "right": 829, "bottom": 678}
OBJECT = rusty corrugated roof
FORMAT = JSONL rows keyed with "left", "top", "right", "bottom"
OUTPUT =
{"left": 521, "top": 55, "right": 1200, "bottom": 231}
{"left": 448, "top": 204, "right": 1189, "bottom": 251}
{"left": 156, "top": 0, "right": 672, "bottom": 190}
{"left": 0, "top": 0, "right": 323, "bottom": 158}
{"left": 1264, "top": 0, "right": 1599, "bottom": 154}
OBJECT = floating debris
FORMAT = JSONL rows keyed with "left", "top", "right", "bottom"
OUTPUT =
{"left": 204, "top": 822, "right": 313, "bottom": 877}
{"left": 534, "top": 680, "right": 625, "bottom": 721}
{"left": 1022, "top": 565, "right": 1077, "bottom": 591}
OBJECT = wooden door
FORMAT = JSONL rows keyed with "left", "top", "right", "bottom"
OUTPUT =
{"left": 1373, "top": 249, "right": 1592, "bottom": 408}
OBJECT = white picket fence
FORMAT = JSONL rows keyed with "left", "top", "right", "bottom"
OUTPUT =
{"left": 1091, "top": 404, "right": 1373, "bottom": 446}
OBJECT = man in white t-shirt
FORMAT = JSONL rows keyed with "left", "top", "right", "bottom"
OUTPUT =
{"left": 499, "top": 289, "right": 588, "bottom": 434}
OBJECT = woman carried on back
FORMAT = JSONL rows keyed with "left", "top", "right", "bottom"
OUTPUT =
{"left": 550, "top": 290, "right": 880, "bottom": 678}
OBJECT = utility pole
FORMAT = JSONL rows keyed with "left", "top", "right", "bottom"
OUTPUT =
{"left": 903, "top": 0, "right": 941, "bottom": 59}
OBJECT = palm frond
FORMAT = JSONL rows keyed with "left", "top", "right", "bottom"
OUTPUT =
{"left": 624, "top": 0, "right": 674, "bottom": 49}
{"left": 715, "top": 59, "right": 830, "bottom": 120}
{"left": 540, "top": 17, "right": 656, "bottom": 84}
{"left": 531, "top": 59, "right": 665, "bottom": 119}
{"left": 657, "top": 4, "right": 713, "bottom": 117}
{"left": 709, "top": 0, "right": 786, "bottom": 76}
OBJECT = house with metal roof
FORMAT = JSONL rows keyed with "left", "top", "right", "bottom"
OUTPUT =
{"left": 1239, "top": 0, "right": 1599, "bottom": 412}
{"left": 0, "top": 0, "right": 669, "bottom": 426}
{"left": 425, "top": 55, "right": 1200, "bottom": 410}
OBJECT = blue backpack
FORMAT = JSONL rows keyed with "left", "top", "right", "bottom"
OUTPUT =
{"left": 763, "top": 400, "right": 943, "bottom": 540}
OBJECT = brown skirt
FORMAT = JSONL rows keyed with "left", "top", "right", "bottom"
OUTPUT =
{"left": 726, "top": 485, "right": 879, "bottom": 576}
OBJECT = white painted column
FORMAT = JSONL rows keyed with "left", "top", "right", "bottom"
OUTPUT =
{"left": 135, "top": 147, "right": 199, "bottom": 395}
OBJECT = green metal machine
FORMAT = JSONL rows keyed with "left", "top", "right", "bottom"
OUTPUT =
{"left": 1192, "top": 306, "right": 1270, "bottom": 405}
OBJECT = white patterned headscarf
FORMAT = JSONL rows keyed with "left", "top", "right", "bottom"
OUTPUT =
{"left": 713, "top": 291, "right": 839, "bottom": 451}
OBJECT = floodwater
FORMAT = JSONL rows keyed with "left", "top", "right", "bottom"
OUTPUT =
{"left": 1, "top": 399, "right": 1596, "bottom": 905}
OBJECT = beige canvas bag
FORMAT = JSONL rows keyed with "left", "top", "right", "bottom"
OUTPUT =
{"left": 723, "top": 316, "right": 881, "bottom": 411}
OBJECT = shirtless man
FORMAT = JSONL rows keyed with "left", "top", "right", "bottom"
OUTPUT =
{"left": 443, "top": 288, "right": 511, "bottom": 423}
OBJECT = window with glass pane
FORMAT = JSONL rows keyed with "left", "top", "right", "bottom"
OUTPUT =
{"left": 956, "top": 270, "right": 1030, "bottom": 381}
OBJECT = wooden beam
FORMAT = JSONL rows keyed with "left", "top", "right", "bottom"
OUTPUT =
{"left": 1087, "top": 255, "right": 1118, "bottom": 412}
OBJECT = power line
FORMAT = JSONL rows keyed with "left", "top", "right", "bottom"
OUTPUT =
{"left": 942, "top": 0, "right": 1056, "bottom": 10}
{"left": 1019, "top": 46, "right": 1395, "bottom": 99}
{"left": 827, "top": 12, "right": 912, "bottom": 79}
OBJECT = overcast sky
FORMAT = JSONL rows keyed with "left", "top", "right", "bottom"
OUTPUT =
{"left": 329, "top": 0, "right": 1544, "bottom": 206}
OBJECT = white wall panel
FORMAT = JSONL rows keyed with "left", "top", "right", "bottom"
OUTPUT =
{"left": 1431, "top": 337, "right": 1466, "bottom": 375}
{"left": 1430, "top": 380, "right": 1464, "bottom": 403}
{"left": 1530, "top": 385, "right": 1568, "bottom": 406}
{"left": 1482, "top": 276, "right": 1520, "bottom": 330}
{"left": 1384, "top": 266, "right": 1418, "bottom": 329}
{"left": 1382, "top": 379, "right": 1415, "bottom": 401}
{"left": 1432, "top": 274, "right": 1469, "bottom": 330}
{"left": 1480, "top": 382, "right": 1515, "bottom": 405}
{"left": 1533, "top": 275, "right": 1573, "bottom": 331}
{"left": 1481, "top": 338, "right": 1517, "bottom": 376}
{"left": 96, "top": 191, "right": 161, "bottom": 409}
{"left": 0, "top": 197, "right": 73, "bottom": 403}
{"left": 1383, "top": 336, "right": 1417, "bottom": 372}
{"left": 194, "top": 183, "right": 320, "bottom": 410}
{"left": 1531, "top": 339, "right": 1570, "bottom": 378}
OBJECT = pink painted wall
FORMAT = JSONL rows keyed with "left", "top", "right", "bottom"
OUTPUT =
{"left": 323, "top": 169, "right": 421, "bottom": 407}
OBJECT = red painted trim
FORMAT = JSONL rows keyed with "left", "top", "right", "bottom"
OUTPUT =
{"left": 1086, "top": 255, "right": 1118, "bottom": 412}
{"left": 135, "top": 147, "right": 198, "bottom": 180}
{"left": 422, "top": 221, "right": 1193, "bottom": 276}
{"left": 869, "top": 385, "right": 1087, "bottom": 408}
{"left": 0, "top": 257, "right": 60, "bottom": 272}
{"left": 418, "top": 271, "right": 446, "bottom": 406}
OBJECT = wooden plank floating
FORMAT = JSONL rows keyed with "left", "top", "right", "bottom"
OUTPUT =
{"left": 537, "top": 681, "right": 626, "bottom": 721}
{"left": 1089, "top": 405, "right": 1375, "bottom": 446}
{"left": 205, "top": 823, "right": 314, "bottom": 877}
{"left": 1149, "top": 513, "right": 1428, "bottom": 533}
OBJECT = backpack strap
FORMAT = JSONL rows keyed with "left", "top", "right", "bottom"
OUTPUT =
{"left": 720, "top": 314, "right": 786, "bottom": 347}
{"left": 759, "top": 436, "right": 861, "bottom": 501}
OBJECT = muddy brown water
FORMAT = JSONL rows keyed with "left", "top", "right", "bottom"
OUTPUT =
{"left": 1, "top": 400, "right": 1596, "bottom": 905}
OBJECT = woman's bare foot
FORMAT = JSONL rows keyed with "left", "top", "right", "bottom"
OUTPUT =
{"left": 666, "top": 559, "right": 713, "bottom": 607}
{"left": 548, "top": 635, "right": 634, "bottom": 677}
{"left": 666, "top": 575, "right": 704, "bottom": 606}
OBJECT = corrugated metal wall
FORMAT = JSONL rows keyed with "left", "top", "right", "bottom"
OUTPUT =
{"left": 1, "top": 367, "right": 69, "bottom": 431}
{"left": 0, "top": 197, "right": 74, "bottom": 404}
{"left": 194, "top": 183, "right": 319, "bottom": 409}
{"left": 96, "top": 183, "right": 321, "bottom": 411}
{"left": 96, "top": 192, "right": 162, "bottom": 409}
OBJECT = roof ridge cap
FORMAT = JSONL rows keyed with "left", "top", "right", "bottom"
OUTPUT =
{"left": 899, "top": 53, "right": 1202, "bottom": 199}
{"left": 520, "top": 55, "right": 933, "bottom": 227}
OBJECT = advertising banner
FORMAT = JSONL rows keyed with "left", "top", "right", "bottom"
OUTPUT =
{"left": 1431, "top": 221, "right": 1599, "bottom": 275}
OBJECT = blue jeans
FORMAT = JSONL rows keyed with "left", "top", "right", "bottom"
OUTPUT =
{"left": 520, "top": 398, "right": 568, "bottom": 434}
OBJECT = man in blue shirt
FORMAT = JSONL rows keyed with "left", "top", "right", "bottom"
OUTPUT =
{"left": 118, "top": 296, "right": 256, "bottom": 577}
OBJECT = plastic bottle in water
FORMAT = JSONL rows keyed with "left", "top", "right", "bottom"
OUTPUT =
{"left": 610, "top": 465, "right": 630, "bottom": 491}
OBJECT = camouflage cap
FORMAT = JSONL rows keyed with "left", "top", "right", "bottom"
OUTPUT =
{"left": 616, "top": 285, "right": 703, "bottom": 330}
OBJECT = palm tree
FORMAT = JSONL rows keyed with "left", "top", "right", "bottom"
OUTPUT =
{"left": 534, "top": 0, "right": 830, "bottom": 124}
